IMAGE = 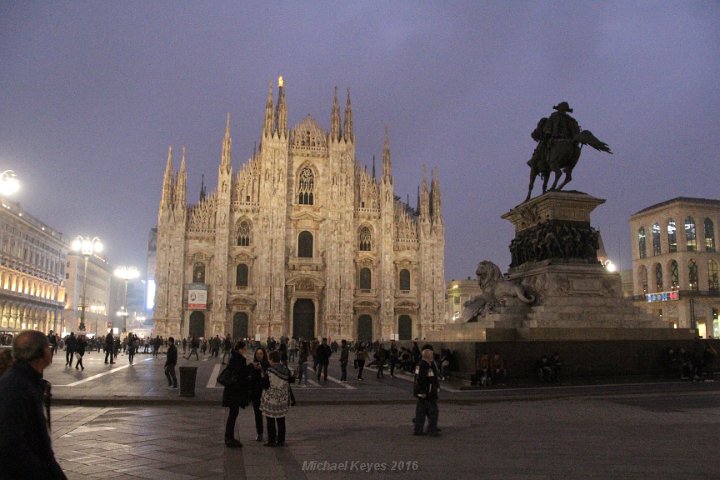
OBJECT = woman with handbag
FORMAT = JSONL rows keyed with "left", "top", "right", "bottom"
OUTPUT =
{"left": 222, "top": 341, "right": 250, "bottom": 448}
{"left": 248, "top": 347, "right": 270, "bottom": 442}
{"left": 260, "top": 350, "right": 291, "bottom": 447}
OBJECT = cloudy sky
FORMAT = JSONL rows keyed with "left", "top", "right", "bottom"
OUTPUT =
{"left": 1, "top": 1, "right": 718, "bottom": 281}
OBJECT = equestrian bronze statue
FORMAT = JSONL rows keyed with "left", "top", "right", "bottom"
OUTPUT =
{"left": 525, "top": 102, "right": 612, "bottom": 202}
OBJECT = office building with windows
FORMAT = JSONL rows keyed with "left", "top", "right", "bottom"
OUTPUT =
{"left": 629, "top": 197, "right": 720, "bottom": 337}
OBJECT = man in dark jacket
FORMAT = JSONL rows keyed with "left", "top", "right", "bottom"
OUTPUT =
{"left": 64, "top": 331, "right": 77, "bottom": 367}
{"left": 0, "top": 330, "right": 66, "bottom": 479}
{"left": 104, "top": 331, "right": 115, "bottom": 364}
{"left": 223, "top": 341, "right": 250, "bottom": 448}
{"left": 165, "top": 337, "right": 178, "bottom": 388}
{"left": 315, "top": 338, "right": 332, "bottom": 382}
{"left": 413, "top": 347, "right": 440, "bottom": 436}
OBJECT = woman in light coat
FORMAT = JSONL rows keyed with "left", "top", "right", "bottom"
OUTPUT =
{"left": 260, "top": 350, "right": 291, "bottom": 447}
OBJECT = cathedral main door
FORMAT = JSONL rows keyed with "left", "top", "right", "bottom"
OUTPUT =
{"left": 398, "top": 315, "right": 412, "bottom": 340}
{"left": 357, "top": 315, "right": 373, "bottom": 342}
{"left": 292, "top": 299, "right": 315, "bottom": 340}
{"left": 232, "top": 312, "right": 249, "bottom": 340}
{"left": 189, "top": 311, "right": 205, "bottom": 338}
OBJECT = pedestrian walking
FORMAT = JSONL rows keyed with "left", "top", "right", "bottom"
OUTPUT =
{"left": 104, "top": 331, "right": 115, "bottom": 364}
{"left": 127, "top": 334, "right": 138, "bottom": 365}
{"left": 186, "top": 336, "right": 200, "bottom": 360}
{"left": 297, "top": 341, "right": 309, "bottom": 386}
{"left": 389, "top": 341, "right": 399, "bottom": 378}
{"left": 64, "top": 332, "right": 77, "bottom": 367}
{"left": 222, "top": 341, "right": 250, "bottom": 448}
{"left": 164, "top": 337, "right": 178, "bottom": 389}
{"left": 221, "top": 334, "right": 232, "bottom": 365}
{"left": 74, "top": 335, "right": 86, "bottom": 370}
{"left": 355, "top": 346, "right": 368, "bottom": 380}
{"left": 0, "top": 330, "right": 67, "bottom": 479}
{"left": 339, "top": 340, "right": 349, "bottom": 381}
{"left": 315, "top": 338, "right": 331, "bottom": 382}
{"left": 413, "top": 347, "right": 440, "bottom": 436}
{"left": 260, "top": 350, "right": 291, "bottom": 447}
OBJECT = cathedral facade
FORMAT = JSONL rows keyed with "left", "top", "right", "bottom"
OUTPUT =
{"left": 153, "top": 80, "right": 445, "bottom": 342}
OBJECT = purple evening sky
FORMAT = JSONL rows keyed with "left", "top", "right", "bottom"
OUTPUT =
{"left": 0, "top": 1, "right": 718, "bottom": 281}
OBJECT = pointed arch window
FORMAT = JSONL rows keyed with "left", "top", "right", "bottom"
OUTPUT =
{"left": 237, "top": 221, "right": 251, "bottom": 246}
{"left": 359, "top": 267, "right": 372, "bottom": 290}
{"left": 359, "top": 227, "right": 372, "bottom": 251}
{"left": 193, "top": 262, "right": 206, "bottom": 284}
{"left": 708, "top": 260, "right": 719, "bottom": 292}
{"left": 652, "top": 223, "right": 661, "bottom": 256}
{"left": 298, "top": 167, "right": 315, "bottom": 205}
{"left": 688, "top": 259, "right": 699, "bottom": 290}
{"left": 704, "top": 218, "right": 715, "bottom": 252}
{"left": 399, "top": 269, "right": 411, "bottom": 291}
{"left": 670, "top": 260, "right": 679, "bottom": 290}
{"left": 667, "top": 220, "right": 677, "bottom": 253}
{"left": 637, "top": 227, "right": 647, "bottom": 259}
{"left": 685, "top": 216, "right": 697, "bottom": 251}
{"left": 638, "top": 265, "right": 648, "bottom": 294}
{"left": 236, "top": 264, "right": 249, "bottom": 288}
{"left": 298, "top": 231, "right": 313, "bottom": 258}
{"left": 654, "top": 264, "right": 663, "bottom": 292}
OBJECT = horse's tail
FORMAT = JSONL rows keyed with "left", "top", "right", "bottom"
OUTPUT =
{"left": 576, "top": 130, "right": 613, "bottom": 154}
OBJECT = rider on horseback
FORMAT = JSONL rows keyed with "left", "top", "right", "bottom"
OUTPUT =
{"left": 525, "top": 101, "right": 612, "bottom": 202}
{"left": 543, "top": 101, "right": 580, "bottom": 142}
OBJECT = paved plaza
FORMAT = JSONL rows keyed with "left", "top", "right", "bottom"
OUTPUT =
{"left": 42, "top": 350, "right": 720, "bottom": 479}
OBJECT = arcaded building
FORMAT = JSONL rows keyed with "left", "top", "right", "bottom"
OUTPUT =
{"left": 630, "top": 197, "right": 720, "bottom": 337}
{"left": 0, "top": 198, "right": 66, "bottom": 335}
{"left": 153, "top": 80, "right": 445, "bottom": 342}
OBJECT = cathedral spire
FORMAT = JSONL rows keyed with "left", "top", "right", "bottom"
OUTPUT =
{"left": 330, "top": 86, "right": 341, "bottom": 142}
{"left": 275, "top": 76, "right": 287, "bottom": 138}
{"left": 176, "top": 146, "right": 187, "bottom": 209}
{"left": 372, "top": 155, "right": 376, "bottom": 179}
{"left": 160, "top": 146, "right": 174, "bottom": 210}
{"left": 382, "top": 127, "right": 392, "bottom": 184}
{"left": 263, "top": 81, "right": 274, "bottom": 138}
{"left": 220, "top": 113, "right": 232, "bottom": 174}
{"left": 420, "top": 164, "right": 430, "bottom": 220}
{"left": 200, "top": 174, "right": 206, "bottom": 201}
{"left": 431, "top": 167, "right": 443, "bottom": 225}
{"left": 343, "top": 88, "right": 353, "bottom": 143}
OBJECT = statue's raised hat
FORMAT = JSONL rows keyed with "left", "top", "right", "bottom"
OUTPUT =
{"left": 553, "top": 101, "right": 573, "bottom": 113}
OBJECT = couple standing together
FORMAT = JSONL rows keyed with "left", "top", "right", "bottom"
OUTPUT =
{"left": 223, "top": 341, "right": 292, "bottom": 448}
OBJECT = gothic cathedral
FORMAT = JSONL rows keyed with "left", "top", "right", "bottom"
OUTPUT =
{"left": 153, "top": 79, "right": 445, "bottom": 342}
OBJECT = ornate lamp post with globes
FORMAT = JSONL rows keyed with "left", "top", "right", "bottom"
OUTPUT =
{"left": 115, "top": 265, "right": 140, "bottom": 333}
{"left": 71, "top": 236, "right": 103, "bottom": 332}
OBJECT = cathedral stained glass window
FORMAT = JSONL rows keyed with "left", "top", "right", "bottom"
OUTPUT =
{"left": 298, "top": 167, "right": 314, "bottom": 205}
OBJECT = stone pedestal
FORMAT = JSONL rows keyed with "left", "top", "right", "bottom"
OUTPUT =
{"left": 429, "top": 191, "right": 694, "bottom": 342}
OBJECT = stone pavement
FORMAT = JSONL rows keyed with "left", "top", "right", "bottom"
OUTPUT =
{"left": 41, "top": 349, "right": 720, "bottom": 478}
{"left": 51, "top": 391, "right": 720, "bottom": 479}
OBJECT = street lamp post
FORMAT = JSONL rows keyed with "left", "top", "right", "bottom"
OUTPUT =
{"left": 71, "top": 236, "right": 103, "bottom": 332}
{"left": 115, "top": 266, "right": 139, "bottom": 333}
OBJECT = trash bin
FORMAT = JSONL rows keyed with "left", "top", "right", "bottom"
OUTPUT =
{"left": 179, "top": 366, "right": 198, "bottom": 397}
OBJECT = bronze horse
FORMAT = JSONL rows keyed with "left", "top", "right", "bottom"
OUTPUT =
{"left": 526, "top": 130, "right": 612, "bottom": 202}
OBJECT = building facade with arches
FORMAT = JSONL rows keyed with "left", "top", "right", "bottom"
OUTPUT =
{"left": 0, "top": 198, "right": 67, "bottom": 335}
{"left": 630, "top": 197, "right": 720, "bottom": 337}
{"left": 153, "top": 80, "right": 445, "bottom": 342}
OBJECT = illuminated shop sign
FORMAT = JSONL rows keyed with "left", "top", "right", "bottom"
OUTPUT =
{"left": 646, "top": 291, "right": 679, "bottom": 303}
